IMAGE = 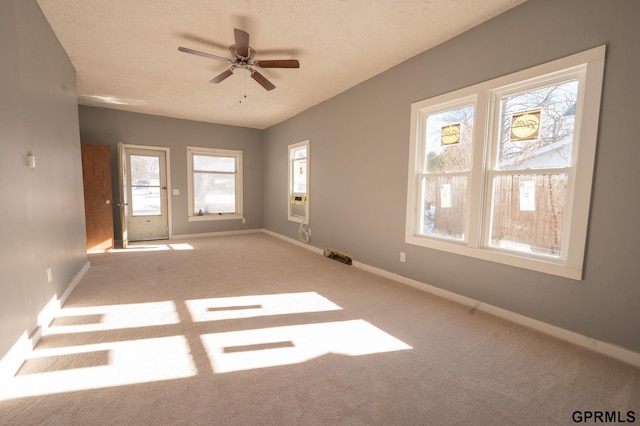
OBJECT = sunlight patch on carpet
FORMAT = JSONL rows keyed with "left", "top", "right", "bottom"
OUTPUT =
{"left": 1, "top": 292, "right": 410, "bottom": 400}
{"left": 186, "top": 292, "right": 342, "bottom": 322}
{"left": 45, "top": 301, "right": 180, "bottom": 335}
{"left": 89, "top": 243, "right": 194, "bottom": 254}
{"left": 200, "top": 319, "right": 413, "bottom": 373}
{"left": 0, "top": 336, "right": 197, "bottom": 400}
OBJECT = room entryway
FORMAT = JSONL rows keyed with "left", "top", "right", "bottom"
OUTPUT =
{"left": 121, "top": 145, "right": 170, "bottom": 243}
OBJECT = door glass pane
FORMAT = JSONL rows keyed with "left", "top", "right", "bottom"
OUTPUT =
{"left": 497, "top": 80, "right": 579, "bottom": 170}
{"left": 194, "top": 155, "right": 235, "bottom": 172}
{"left": 193, "top": 172, "right": 236, "bottom": 214}
{"left": 489, "top": 173, "right": 568, "bottom": 257}
{"left": 130, "top": 155, "right": 161, "bottom": 216}
{"left": 420, "top": 175, "right": 467, "bottom": 240}
{"left": 425, "top": 104, "right": 474, "bottom": 173}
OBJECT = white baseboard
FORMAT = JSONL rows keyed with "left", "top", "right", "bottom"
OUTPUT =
{"left": 59, "top": 260, "right": 90, "bottom": 315}
{"left": 263, "top": 229, "right": 640, "bottom": 368}
{"left": 0, "top": 331, "right": 31, "bottom": 382}
{"left": 262, "top": 229, "right": 324, "bottom": 254}
{"left": 171, "top": 229, "right": 263, "bottom": 240}
{"left": 352, "top": 260, "right": 640, "bottom": 368}
{"left": 0, "top": 260, "right": 90, "bottom": 380}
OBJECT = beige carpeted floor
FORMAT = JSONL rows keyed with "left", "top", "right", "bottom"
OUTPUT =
{"left": 1, "top": 233, "right": 638, "bottom": 425}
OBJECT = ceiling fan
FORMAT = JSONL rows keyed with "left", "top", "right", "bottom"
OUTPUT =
{"left": 178, "top": 28, "right": 300, "bottom": 91}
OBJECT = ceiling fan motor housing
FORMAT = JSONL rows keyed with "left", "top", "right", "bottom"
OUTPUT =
{"left": 230, "top": 45, "right": 255, "bottom": 63}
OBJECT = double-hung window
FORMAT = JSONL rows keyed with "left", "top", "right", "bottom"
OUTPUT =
{"left": 487, "top": 77, "right": 579, "bottom": 258}
{"left": 187, "top": 146, "right": 243, "bottom": 221}
{"left": 417, "top": 98, "right": 475, "bottom": 241}
{"left": 406, "top": 46, "right": 605, "bottom": 279}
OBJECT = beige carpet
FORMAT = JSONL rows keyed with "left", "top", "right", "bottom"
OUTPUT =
{"left": 1, "top": 233, "right": 638, "bottom": 425}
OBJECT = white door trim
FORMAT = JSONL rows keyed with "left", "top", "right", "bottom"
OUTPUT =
{"left": 122, "top": 144, "right": 172, "bottom": 240}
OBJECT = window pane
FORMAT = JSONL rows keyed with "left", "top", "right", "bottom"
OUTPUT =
{"left": 132, "top": 187, "right": 161, "bottom": 216}
{"left": 193, "top": 155, "right": 235, "bottom": 172}
{"left": 130, "top": 155, "right": 161, "bottom": 216}
{"left": 131, "top": 155, "right": 159, "bottom": 187}
{"left": 497, "top": 80, "right": 579, "bottom": 170}
{"left": 425, "top": 104, "right": 474, "bottom": 173}
{"left": 292, "top": 147, "right": 307, "bottom": 159}
{"left": 489, "top": 173, "right": 568, "bottom": 257}
{"left": 420, "top": 175, "right": 467, "bottom": 240}
{"left": 193, "top": 172, "right": 236, "bottom": 214}
{"left": 292, "top": 159, "right": 307, "bottom": 193}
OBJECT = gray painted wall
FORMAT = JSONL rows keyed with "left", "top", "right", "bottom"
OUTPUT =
{"left": 263, "top": 0, "right": 640, "bottom": 353}
{"left": 0, "top": 0, "right": 88, "bottom": 360}
{"left": 2, "top": 0, "right": 638, "bottom": 368}
{"left": 78, "top": 107, "right": 264, "bottom": 237}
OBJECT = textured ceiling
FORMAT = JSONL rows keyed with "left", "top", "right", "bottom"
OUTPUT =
{"left": 37, "top": 0, "right": 525, "bottom": 129}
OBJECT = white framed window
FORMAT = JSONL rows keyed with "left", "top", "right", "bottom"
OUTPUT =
{"left": 416, "top": 97, "right": 476, "bottom": 242}
{"left": 187, "top": 146, "right": 243, "bottom": 221}
{"left": 406, "top": 46, "right": 606, "bottom": 280}
{"left": 288, "top": 140, "right": 310, "bottom": 223}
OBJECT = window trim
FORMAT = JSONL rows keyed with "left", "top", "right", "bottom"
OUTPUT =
{"left": 288, "top": 140, "right": 310, "bottom": 224}
{"left": 187, "top": 146, "right": 243, "bottom": 222}
{"left": 405, "top": 45, "right": 606, "bottom": 280}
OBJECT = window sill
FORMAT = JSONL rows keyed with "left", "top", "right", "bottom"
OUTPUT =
{"left": 188, "top": 214, "right": 243, "bottom": 222}
{"left": 405, "top": 234, "right": 582, "bottom": 280}
{"left": 288, "top": 215, "right": 308, "bottom": 224}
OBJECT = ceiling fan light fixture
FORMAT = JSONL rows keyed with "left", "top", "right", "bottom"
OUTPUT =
{"left": 231, "top": 66, "right": 252, "bottom": 78}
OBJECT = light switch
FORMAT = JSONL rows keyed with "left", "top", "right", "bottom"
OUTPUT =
{"left": 172, "top": 189, "right": 180, "bottom": 196}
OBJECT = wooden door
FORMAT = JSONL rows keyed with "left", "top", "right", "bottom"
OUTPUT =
{"left": 81, "top": 143, "right": 114, "bottom": 251}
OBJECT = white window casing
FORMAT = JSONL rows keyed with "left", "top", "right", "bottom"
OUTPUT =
{"left": 288, "top": 140, "right": 310, "bottom": 224}
{"left": 405, "top": 45, "right": 606, "bottom": 280}
{"left": 187, "top": 146, "right": 243, "bottom": 222}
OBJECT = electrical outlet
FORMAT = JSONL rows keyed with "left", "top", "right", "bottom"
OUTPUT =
{"left": 400, "top": 252, "right": 406, "bottom": 263}
{"left": 46, "top": 267, "right": 53, "bottom": 283}
{"left": 242, "top": 218, "right": 246, "bottom": 224}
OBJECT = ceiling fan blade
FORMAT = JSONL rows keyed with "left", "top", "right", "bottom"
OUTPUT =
{"left": 251, "top": 70, "right": 276, "bottom": 91}
{"left": 209, "top": 68, "right": 234, "bottom": 84}
{"left": 178, "top": 46, "right": 230, "bottom": 63}
{"left": 256, "top": 59, "right": 300, "bottom": 69}
{"left": 234, "top": 29, "right": 250, "bottom": 58}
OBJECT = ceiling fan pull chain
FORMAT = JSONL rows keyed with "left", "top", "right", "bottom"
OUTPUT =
{"left": 238, "top": 69, "right": 248, "bottom": 103}
{"left": 243, "top": 71, "right": 248, "bottom": 101}
{"left": 238, "top": 71, "right": 243, "bottom": 103}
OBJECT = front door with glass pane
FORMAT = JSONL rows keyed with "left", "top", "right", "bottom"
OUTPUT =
{"left": 126, "top": 147, "right": 169, "bottom": 242}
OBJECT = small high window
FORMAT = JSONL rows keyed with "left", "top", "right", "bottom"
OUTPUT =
{"left": 288, "top": 140, "right": 310, "bottom": 223}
